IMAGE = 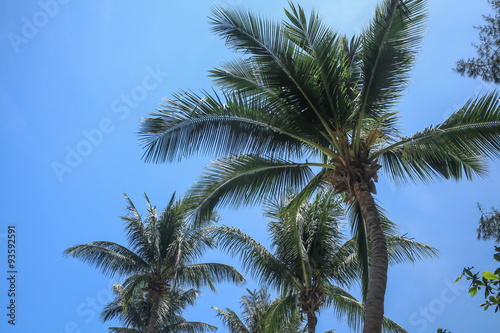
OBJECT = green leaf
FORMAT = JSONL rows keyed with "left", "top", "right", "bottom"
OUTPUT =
{"left": 470, "top": 287, "right": 478, "bottom": 297}
{"left": 482, "top": 271, "right": 499, "bottom": 280}
{"left": 455, "top": 275, "right": 462, "bottom": 283}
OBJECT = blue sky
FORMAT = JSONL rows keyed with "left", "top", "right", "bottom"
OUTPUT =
{"left": 1, "top": 0, "right": 500, "bottom": 332}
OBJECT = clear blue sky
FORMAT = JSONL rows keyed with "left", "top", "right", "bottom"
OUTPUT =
{"left": 1, "top": 0, "right": 500, "bottom": 332}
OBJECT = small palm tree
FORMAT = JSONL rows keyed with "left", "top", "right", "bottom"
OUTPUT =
{"left": 212, "top": 286, "right": 307, "bottom": 333}
{"left": 64, "top": 193, "right": 245, "bottom": 333}
{"left": 211, "top": 191, "right": 437, "bottom": 333}
{"left": 138, "top": 1, "right": 500, "bottom": 331}
{"left": 102, "top": 283, "right": 217, "bottom": 333}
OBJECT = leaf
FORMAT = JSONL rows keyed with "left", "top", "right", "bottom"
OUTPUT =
{"left": 455, "top": 275, "right": 462, "bottom": 283}
{"left": 470, "top": 287, "right": 478, "bottom": 297}
{"left": 482, "top": 271, "right": 499, "bottom": 280}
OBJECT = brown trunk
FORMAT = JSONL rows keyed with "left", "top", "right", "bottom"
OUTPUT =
{"left": 306, "top": 311, "right": 317, "bottom": 333}
{"left": 353, "top": 181, "right": 387, "bottom": 333}
{"left": 146, "top": 295, "right": 160, "bottom": 333}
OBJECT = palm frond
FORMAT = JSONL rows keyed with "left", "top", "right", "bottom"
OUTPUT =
{"left": 139, "top": 90, "right": 321, "bottom": 163}
{"left": 324, "top": 237, "right": 361, "bottom": 289}
{"left": 211, "top": 225, "right": 287, "bottom": 289}
{"left": 386, "top": 235, "right": 438, "bottom": 265}
{"left": 187, "top": 154, "right": 315, "bottom": 223}
{"left": 355, "top": 0, "right": 427, "bottom": 136}
{"left": 324, "top": 285, "right": 408, "bottom": 333}
{"left": 122, "top": 193, "right": 154, "bottom": 262}
{"left": 264, "top": 292, "right": 304, "bottom": 333}
{"left": 283, "top": 3, "right": 356, "bottom": 125}
{"left": 209, "top": 4, "right": 340, "bottom": 142}
{"left": 63, "top": 241, "right": 146, "bottom": 278}
{"left": 379, "top": 143, "right": 487, "bottom": 185}
{"left": 176, "top": 263, "right": 245, "bottom": 292}
{"left": 346, "top": 201, "right": 370, "bottom": 299}
{"left": 109, "top": 328, "right": 141, "bottom": 333}
{"left": 212, "top": 307, "right": 250, "bottom": 333}
{"left": 104, "top": 285, "right": 213, "bottom": 333}
{"left": 377, "top": 91, "right": 500, "bottom": 184}
{"left": 160, "top": 320, "right": 218, "bottom": 333}
{"left": 176, "top": 228, "right": 217, "bottom": 265}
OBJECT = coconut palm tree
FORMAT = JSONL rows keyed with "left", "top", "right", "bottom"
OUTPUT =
{"left": 64, "top": 193, "right": 245, "bottom": 333}
{"left": 102, "top": 283, "right": 217, "bottom": 333}
{"left": 138, "top": 1, "right": 500, "bottom": 331}
{"left": 212, "top": 286, "right": 307, "bottom": 333}
{"left": 210, "top": 191, "right": 437, "bottom": 333}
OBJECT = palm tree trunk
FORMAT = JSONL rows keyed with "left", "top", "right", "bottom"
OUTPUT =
{"left": 146, "top": 295, "right": 160, "bottom": 333}
{"left": 306, "top": 312, "right": 317, "bottom": 333}
{"left": 352, "top": 181, "right": 388, "bottom": 333}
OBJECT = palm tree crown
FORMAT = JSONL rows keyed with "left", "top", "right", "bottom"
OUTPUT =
{"left": 212, "top": 286, "right": 307, "bottom": 333}
{"left": 64, "top": 193, "right": 244, "bottom": 333}
{"left": 102, "top": 283, "right": 217, "bottom": 333}
{"left": 211, "top": 191, "right": 437, "bottom": 333}
{"left": 138, "top": 1, "right": 500, "bottom": 331}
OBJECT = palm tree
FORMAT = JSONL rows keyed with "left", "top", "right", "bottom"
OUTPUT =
{"left": 138, "top": 1, "right": 500, "bottom": 331}
{"left": 211, "top": 191, "right": 437, "bottom": 333}
{"left": 102, "top": 283, "right": 217, "bottom": 333}
{"left": 212, "top": 286, "right": 307, "bottom": 333}
{"left": 64, "top": 193, "right": 245, "bottom": 333}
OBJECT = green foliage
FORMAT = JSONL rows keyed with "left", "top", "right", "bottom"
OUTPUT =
{"left": 477, "top": 204, "right": 500, "bottom": 243}
{"left": 139, "top": 0, "right": 500, "bottom": 330}
{"left": 455, "top": 0, "right": 500, "bottom": 83}
{"left": 212, "top": 286, "right": 307, "bottom": 333}
{"left": 103, "top": 284, "right": 217, "bottom": 333}
{"left": 456, "top": 246, "right": 500, "bottom": 312}
{"left": 64, "top": 193, "right": 244, "bottom": 332}
{"left": 212, "top": 190, "right": 435, "bottom": 332}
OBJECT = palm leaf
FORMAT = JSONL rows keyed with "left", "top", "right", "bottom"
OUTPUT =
{"left": 346, "top": 201, "right": 370, "bottom": 300}
{"left": 355, "top": 0, "right": 427, "bottom": 130}
{"left": 209, "top": 4, "right": 339, "bottom": 142}
{"left": 187, "top": 154, "right": 315, "bottom": 223}
{"left": 212, "top": 307, "right": 250, "bottom": 333}
{"left": 264, "top": 292, "right": 303, "bottom": 333}
{"left": 109, "top": 328, "right": 141, "bottom": 333}
{"left": 283, "top": 3, "right": 356, "bottom": 125}
{"left": 159, "top": 321, "right": 217, "bottom": 333}
{"left": 122, "top": 193, "right": 154, "bottom": 262}
{"left": 324, "top": 285, "right": 408, "bottom": 333}
{"left": 211, "top": 225, "right": 288, "bottom": 290}
{"left": 176, "top": 263, "right": 245, "bottom": 292}
{"left": 386, "top": 235, "right": 438, "bottom": 265}
{"left": 377, "top": 91, "right": 500, "bottom": 184}
{"left": 139, "top": 89, "right": 335, "bottom": 163}
{"left": 63, "top": 241, "right": 147, "bottom": 278}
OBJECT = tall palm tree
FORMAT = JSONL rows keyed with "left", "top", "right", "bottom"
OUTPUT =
{"left": 102, "top": 283, "right": 217, "bottom": 333}
{"left": 64, "top": 193, "right": 245, "bottom": 333}
{"left": 211, "top": 191, "right": 437, "bottom": 333}
{"left": 212, "top": 286, "right": 307, "bottom": 333}
{"left": 138, "top": 1, "right": 500, "bottom": 331}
